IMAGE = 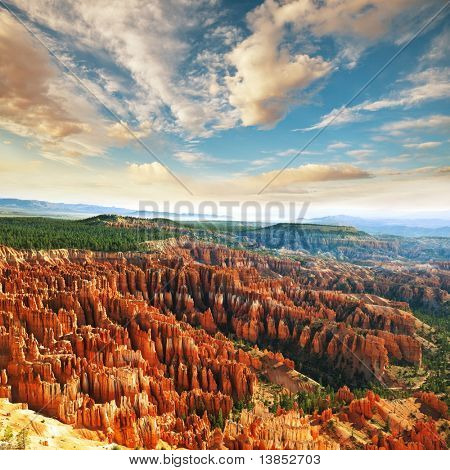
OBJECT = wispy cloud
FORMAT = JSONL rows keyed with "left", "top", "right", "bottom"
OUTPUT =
{"left": 346, "top": 149, "right": 375, "bottom": 160}
{"left": 421, "top": 27, "right": 450, "bottom": 63}
{"left": 381, "top": 114, "right": 450, "bottom": 135}
{"left": 9, "top": 0, "right": 238, "bottom": 138}
{"left": 381, "top": 154, "right": 411, "bottom": 164}
{"left": 327, "top": 142, "right": 350, "bottom": 151}
{"left": 173, "top": 150, "right": 244, "bottom": 167}
{"left": 403, "top": 141, "right": 442, "bottom": 149}
{"left": 0, "top": 11, "right": 134, "bottom": 162}
{"left": 276, "top": 148, "right": 319, "bottom": 157}
{"left": 304, "top": 67, "right": 450, "bottom": 131}
{"left": 173, "top": 151, "right": 217, "bottom": 165}
{"left": 250, "top": 157, "right": 277, "bottom": 167}
{"left": 228, "top": 163, "right": 372, "bottom": 195}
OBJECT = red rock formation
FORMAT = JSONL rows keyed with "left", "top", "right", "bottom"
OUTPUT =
{"left": 375, "top": 331, "right": 422, "bottom": 365}
{"left": 0, "top": 243, "right": 445, "bottom": 450}
{"left": 224, "top": 403, "right": 339, "bottom": 450}
{"left": 163, "top": 242, "right": 426, "bottom": 381}
{"left": 414, "top": 391, "right": 448, "bottom": 418}
{"left": 336, "top": 386, "right": 354, "bottom": 404}
{"left": 0, "top": 246, "right": 256, "bottom": 449}
{"left": 197, "top": 308, "right": 218, "bottom": 335}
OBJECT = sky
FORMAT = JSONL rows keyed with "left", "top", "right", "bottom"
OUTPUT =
{"left": 0, "top": 0, "right": 449, "bottom": 220}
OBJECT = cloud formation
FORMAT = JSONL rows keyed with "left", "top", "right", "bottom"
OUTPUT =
{"left": 346, "top": 149, "right": 375, "bottom": 160}
{"left": 226, "top": 0, "right": 425, "bottom": 128}
{"left": 232, "top": 163, "right": 371, "bottom": 194}
{"left": 421, "top": 27, "right": 450, "bottom": 63}
{"left": 295, "top": 0, "right": 423, "bottom": 40}
{"left": 225, "top": 2, "right": 331, "bottom": 127}
{"left": 0, "top": 10, "right": 157, "bottom": 161}
{"left": 10, "top": 0, "right": 238, "bottom": 138}
{"left": 305, "top": 67, "right": 450, "bottom": 130}
{"left": 7, "top": 0, "right": 437, "bottom": 138}
{"left": 0, "top": 12, "right": 89, "bottom": 156}
{"left": 173, "top": 151, "right": 220, "bottom": 166}
{"left": 403, "top": 141, "right": 442, "bottom": 149}
{"left": 2, "top": 146, "right": 448, "bottom": 217}
{"left": 381, "top": 114, "right": 450, "bottom": 135}
{"left": 127, "top": 162, "right": 176, "bottom": 185}
{"left": 328, "top": 142, "right": 350, "bottom": 151}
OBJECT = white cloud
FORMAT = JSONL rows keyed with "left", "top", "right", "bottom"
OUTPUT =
{"left": 276, "top": 148, "right": 319, "bottom": 157}
{"left": 346, "top": 149, "right": 375, "bottom": 160}
{"left": 9, "top": 0, "right": 238, "bottom": 138}
{"left": 127, "top": 162, "right": 177, "bottom": 186}
{"left": 421, "top": 28, "right": 450, "bottom": 63}
{"left": 172, "top": 150, "right": 244, "bottom": 167}
{"left": 206, "top": 25, "right": 242, "bottom": 47}
{"left": 231, "top": 163, "right": 371, "bottom": 194}
{"left": 276, "top": 149, "right": 299, "bottom": 158}
{"left": 365, "top": 68, "right": 450, "bottom": 109}
{"left": 225, "top": 0, "right": 425, "bottom": 128}
{"left": 305, "top": 67, "right": 450, "bottom": 130}
{"left": 303, "top": 107, "right": 364, "bottom": 131}
{"left": 335, "top": 42, "right": 366, "bottom": 70}
{"left": 381, "top": 114, "right": 450, "bottom": 135}
{"left": 226, "top": 12, "right": 331, "bottom": 128}
{"left": 173, "top": 151, "right": 218, "bottom": 165}
{"left": 250, "top": 157, "right": 277, "bottom": 167}
{"left": 381, "top": 154, "right": 410, "bottom": 164}
{"left": 174, "top": 152, "right": 205, "bottom": 164}
{"left": 327, "top": 142, "right": 350, "bottom": 151}
{"left": 403, "top": 141, "right": 442, "bottom": 149}
{"left": 296, "top": 0, "right": 424, "bottom": 40}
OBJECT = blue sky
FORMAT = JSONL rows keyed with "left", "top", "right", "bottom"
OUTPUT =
{"left": 0, "top": 0, "right": 449, "bottom": 218}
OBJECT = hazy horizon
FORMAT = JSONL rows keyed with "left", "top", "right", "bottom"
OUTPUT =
{"left": 1, "top": 195, "right": 450, "bottom": 226}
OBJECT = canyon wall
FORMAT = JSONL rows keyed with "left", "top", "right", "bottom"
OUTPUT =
{"left": 0, "top": 243, "right": 445, "bottom": 449}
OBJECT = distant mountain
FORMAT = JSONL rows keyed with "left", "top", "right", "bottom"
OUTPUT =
{"left": 1, "top": 198, "right": 449, "bottom": 237}
{"left": 0, "top": 197, "right": 224, "bottom": 221}
{"left": 307, "top": 215, "right": 450, "bottom": 237}
{"left": 0, "top": 198, "right": 135, "bottom": 218}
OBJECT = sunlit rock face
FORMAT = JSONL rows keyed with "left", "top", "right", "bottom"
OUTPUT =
{"left": 0, "top": 243, "right": 445, "bottom": 450}
{"left": 0, "top": 246, "right": 255, "bottom": 449}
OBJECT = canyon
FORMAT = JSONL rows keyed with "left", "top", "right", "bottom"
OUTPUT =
{"left": 0, "top": 241, "right": 448, "bottom": 449}
{"left": 239, "top": 223, "right": 450, "bottom": 263}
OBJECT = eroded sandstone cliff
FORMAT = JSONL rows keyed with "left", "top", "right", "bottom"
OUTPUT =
{"left": 0, "top": 243, "right": 446, "bottom": 449}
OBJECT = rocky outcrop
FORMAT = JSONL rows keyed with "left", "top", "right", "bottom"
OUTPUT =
{"left": 0, "top": 243, "right": 426, "bottom": 384}
{"left": 224, "top": 402, "right": 339, "bottom": 450}
{"left": 0, "top": 243, "right": 445, "bottom": 450}
{"left": 342, "top": 392, "right": 447, "bottom": 450}
{"left": 237, "top": 223, "right": 450, "bottom": 264}
{"left": 375, "top": 331, "right": 422, "bottom": 365}
{"left": 414, "top": 392, "right": 448, "bottom": 418}
{"left": 0, "top": 247, "right": 256, "bottom": 449}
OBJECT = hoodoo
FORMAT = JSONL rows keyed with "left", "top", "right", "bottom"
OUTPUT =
{"left": 0, "top": 242, "right": 446, "bottom": 449}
